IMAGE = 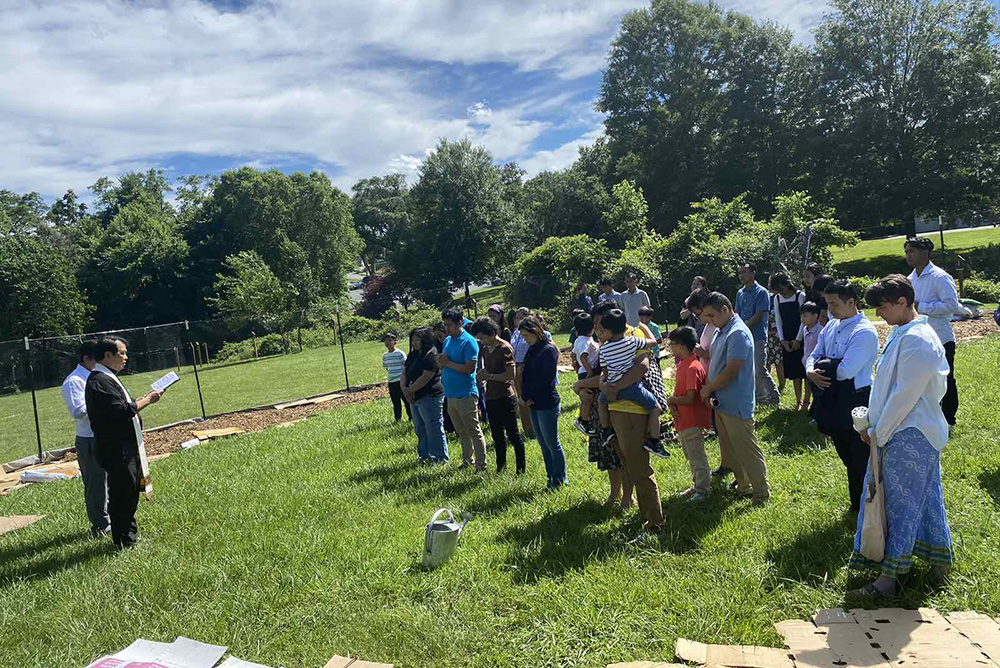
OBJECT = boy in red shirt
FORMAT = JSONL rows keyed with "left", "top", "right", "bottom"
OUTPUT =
{"left": 666, "top": 326, "right": 713, "bottom": 502}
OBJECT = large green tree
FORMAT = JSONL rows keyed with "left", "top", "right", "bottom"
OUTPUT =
{"left": 188, "top": 167, "right": 361, "bottom": 314}
{"left": 351, "top": 173, "right": 411, "bottom": 275}
{"left": 393, "top": 139, "right": 519, "bottom": 301}
{"left": 522, "top": 165, "right": 610, "bottom": 246}
{"left": 0, "top": 235, "right": 90, "bottom": 339}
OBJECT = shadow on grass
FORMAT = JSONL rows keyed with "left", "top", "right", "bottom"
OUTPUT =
{"left": 659, "top": 491, "right": 742, "bottom": 554}
{"left": 977, "top": 467, "right": 1000, "bottom": 507}
{"left": 766, "top": 514, "right": 856, "bottom": 586}
{"left": 0, "top": 530, "right": 112, "bottom": 591}
{"left": 463, "top": 486, "right": 539, "bottom": 517}
{"left": 498, "top": 498, "right": 624, "bottom": 583}
{"left": 348, "top": 459, "right": 487, "bottom": 503}
{"left": 757, "top": 409, "right": 828, "bottom": 455}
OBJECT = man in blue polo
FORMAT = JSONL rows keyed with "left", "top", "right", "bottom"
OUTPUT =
{"left": 735, "top": 263, "right": 780, "bottom": 407}
{"left": 699, "top": 292, "right": 769, "bottom": 504}
{"left": 439, "top": 308, "right": 488, "bottom": 471}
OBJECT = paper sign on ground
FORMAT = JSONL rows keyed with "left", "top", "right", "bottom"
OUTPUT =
{"left": 217, "top": 658, "right": 274, "bottom": 668}
{"left": 152, "top": 372, "right": 180, "bottom": 392}
{"left": 87, "top": 637, "right": 227, "bottom": 668}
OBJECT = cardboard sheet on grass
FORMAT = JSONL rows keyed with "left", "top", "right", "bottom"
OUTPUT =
{"left": 0, "top": 514, "right": 45, "bottom": 536}
{"left": 612, "top": 607, "right": 1000, "bottom": 668}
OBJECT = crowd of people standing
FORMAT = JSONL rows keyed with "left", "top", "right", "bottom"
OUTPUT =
{"left": 60, "top": 235, "right": 966, "bottom": 595}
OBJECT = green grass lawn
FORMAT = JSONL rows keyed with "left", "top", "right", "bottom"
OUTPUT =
{"left": 2, "top": 336, "right": 999, "bottom": 668}
{"left": 0, "top": 340, "right": 390, "bottom": 465}
{"left": 831, "top": 226, "right": 1000, "bottom": 278}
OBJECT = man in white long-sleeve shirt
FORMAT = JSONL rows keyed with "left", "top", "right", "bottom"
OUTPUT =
{"left": 61, "top": 340, "right": 110, "bottom": 538}
{"left": 905, "top": 237, "right": 961, "bottom": 427}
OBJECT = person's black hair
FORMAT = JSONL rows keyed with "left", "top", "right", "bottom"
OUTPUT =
{"left": 769, "top": 271, "right": 794, "bottom": 293}
{"left": 638, "top": 305, "right": 654, "bottom": 317}
{"left": 469, "top": 316, "right": 499, "bottom": 337}
{"left": 701, "top": 292, "right": 733, "bottom": 312}
{"left": 406, "top": 327, "right": 437, "bottom": 363}
{"left": 572, "top": 308, "right": 586, "bottom": 317}
{"left": 591, "top": 300, "right": 617, "bottom": 318}
{"left": 517, "top": 315, "right": 546, "bottom": 339}
{"left": 904, "top": 236, "right": 934, "bottom": 253}
{"left": 602, "top": 309, "right": 627, "bottom": 334}
{"left": 441, "top": 308, "right": 464, "bottom": 325}
{"left": 685, "top": 288, "right": 710, "bottom": 311}
{"left": 822, "top": 278, "right": 858, "bottom": 303}
{"left": 667, "top": 326, "right": 697, "bottom": 350}
{"left": 78, "top": 339, "right": 98, "bottom": 363}
{"left": 573, "top": 313, "right": 594, "bottom": 336}
{"left": 383, "top": 331, "right": 398, "bottom": 342}
{"left": 800, "top": 301, "right": 822, "bottom": 316}
{"left": 432, "top": 321, "right": 446, "bottom": 333}
{"left": 804, "top": 262, "right": 823, "bottom": 277}
{"left": 599, "top": 276, "right": 613, "bottom": 287}
{"left": 864, "top": 274, "right": 915, "bottom": 307}
{"left": 811, "top": 274, "right": 834, "bottom": 308}
{"left": 692, "top": 275, "right": 708, "bottom": 289}
{"left": 94, "top": 336, "right": 127, "bottom": 363}
{"left": 739, "top": 262, "right": 757, "bottom": 274}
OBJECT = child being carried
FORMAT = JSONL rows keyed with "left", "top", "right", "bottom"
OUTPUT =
{"left": 594, "top": 309, "right": 668, "bottom": 459}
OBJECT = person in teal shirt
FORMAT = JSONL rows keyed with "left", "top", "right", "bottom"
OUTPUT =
{"left": 638, "top": 306, "right": 663, "bottom": 367}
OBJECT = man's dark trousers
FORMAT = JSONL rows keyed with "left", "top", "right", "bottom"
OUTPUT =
{"left": 942, "top": 341, "right": 958, "bottom": 426}
{"left": 103, "top": 452, "right": 141, "bottom": 549}
{"left": 387, "top": 381, "right": 411, "bottom": 421}
{"left": 829, "top": 428, "right": 869, "bottom": 513}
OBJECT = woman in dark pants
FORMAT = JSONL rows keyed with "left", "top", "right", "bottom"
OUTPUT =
{"left": 432, "top": 322, "right": 456, "bottom": 434}
{"left": 518, "top": 315, "right": 567, "bottom": 488}
{"left": 471, "top": 317, "right": 525, "bottom": 474}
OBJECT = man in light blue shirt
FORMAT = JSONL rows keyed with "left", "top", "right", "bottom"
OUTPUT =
{"left": 699, "top": 292, "right": 770, "bottom": 504}
{"left": 805, "top": 279, "right": 879, "bottom": 512}
{"left": 905, "top": 236, "right": 960, "bottom": 426}
{"left": 735, "top": 263, "right": 780, "bottom": 407}
{"left": 439, "top": 308, "right": 488, "bottom": 470}
{"left": 597, "top": 276, "right": 623, "bottom": 307}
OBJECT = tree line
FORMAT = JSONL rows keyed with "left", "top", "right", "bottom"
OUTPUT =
{"left": 2, "top": 0, "right": 998, "bottom": 340}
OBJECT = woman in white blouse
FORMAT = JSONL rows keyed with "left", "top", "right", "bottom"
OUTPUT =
{"left": 850, "top": 275, "right": 953, "bottom": 597}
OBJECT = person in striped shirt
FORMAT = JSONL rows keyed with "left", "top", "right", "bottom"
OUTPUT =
{"left": 596, "top": 309, "right": 667, "bottom": 459}
{"left": 382, "top": 332, "right": 411, "bottom": 422}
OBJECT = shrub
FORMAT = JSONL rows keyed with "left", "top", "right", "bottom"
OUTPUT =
{"left": 257, "top": 333, "right": 288, "bottom": 356}
{"left": 214, "top": 332, "right": 288, "bottom": 363}
{"left": 505, "top": 235, "right": 612, "bottom": 311}
{"left": 846, "top": 276, "right": 880, "bottom": 308}
{"left": 338, "top": 315, "right": 380, "bottom": 343}
{"left": 962, "top": 277, "right": 1000, "bottom": 304}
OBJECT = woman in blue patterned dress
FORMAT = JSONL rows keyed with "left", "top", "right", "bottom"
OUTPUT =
{"left": 850, "top": 275, "right": 953, "bottom": 596}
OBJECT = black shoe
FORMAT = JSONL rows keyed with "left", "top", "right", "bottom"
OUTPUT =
{"left": 600, "top": 428, "right": 616, "bottom": 448}
{"left": 711, "top": 466, "right": 733, "bottom": 478}
{"left": 643, "top": 438, "right": 670, "bottom": 459}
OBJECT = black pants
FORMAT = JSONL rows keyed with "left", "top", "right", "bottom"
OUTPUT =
{"left": 829, "top": 428, "right": 869, "bottom": 513}
{"left": 942, "top": 341, "right": 958, "bottom": 426}
{"left": 387, "top": 381, "right": 411, "bottom": 421}
{"left": 103, "top": 453, "right": 140, "bottom": 548}
{"left": 486, "top": 396, "right": 525, "bottom": 474}
{"left": 443, "top": 398, "right": 455, "bottom": 433}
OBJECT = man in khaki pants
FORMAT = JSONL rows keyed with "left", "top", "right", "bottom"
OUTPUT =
{"left": 439, "top": 309, "right": 488, "bottom": 471}
{"left": 699, "top": 292, "right": 770, "bottom": 505}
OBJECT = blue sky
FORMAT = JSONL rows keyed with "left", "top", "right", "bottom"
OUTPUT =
{"left": 0, "top": 0, "right": 855, "bottom": 200}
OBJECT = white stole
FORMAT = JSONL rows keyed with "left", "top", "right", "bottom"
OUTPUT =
{"left": 94, "top": 364, "right": 153, "bottom": 500}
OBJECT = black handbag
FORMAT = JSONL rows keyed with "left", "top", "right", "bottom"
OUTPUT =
{"left": 810, "top": 358, "right": 870, "bottom": 435}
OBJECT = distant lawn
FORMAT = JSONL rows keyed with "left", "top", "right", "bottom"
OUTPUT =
{"left": 1, "top": 336, "right": 999, "bottom": 668}
{"left": 832, "top": 226, "right": 1000, "bottom": 278}
{"left": 0, "top": 340, "right": 389, "bottom": 464}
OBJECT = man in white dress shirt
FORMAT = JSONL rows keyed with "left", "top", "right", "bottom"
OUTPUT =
{"left": 61, "top": 340, "right": 110, "bottom": 538}
{"left": 905, "top": 237, "right": 961, "bottom": 427}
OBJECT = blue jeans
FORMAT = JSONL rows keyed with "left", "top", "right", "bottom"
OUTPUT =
{"left": 600, "top": 380, "right": 658, "bottom": 412}
{"left": 530, "top": 402, "right": 567, "bottom": 487}
{"left": 413, "top": 395, "right": 449, "bottom": 462}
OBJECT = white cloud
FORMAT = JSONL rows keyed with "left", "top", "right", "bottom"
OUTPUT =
{"left": 521, "top": 127, "right": 606, "bottom": 177}
{"left": 0, "top": 0, "right": 833, "bottom": 198}
{"left": 716, "top": 0, "right": 829, "bottom": 42}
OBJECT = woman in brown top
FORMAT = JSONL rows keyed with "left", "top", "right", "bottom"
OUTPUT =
{"left": 470, "top": 317, "right": 525, "bottom": 474}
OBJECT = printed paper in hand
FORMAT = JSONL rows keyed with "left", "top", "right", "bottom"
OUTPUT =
{"left": 151, "top": 372, "right": 180, "bottom": 392}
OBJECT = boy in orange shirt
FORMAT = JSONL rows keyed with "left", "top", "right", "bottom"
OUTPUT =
{"left": 666, "top": 326, "right": 713, "bottom": 502}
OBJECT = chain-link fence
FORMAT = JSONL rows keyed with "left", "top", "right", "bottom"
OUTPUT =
{"left": 0, "top": 294, "right": 490, "bottom": 465}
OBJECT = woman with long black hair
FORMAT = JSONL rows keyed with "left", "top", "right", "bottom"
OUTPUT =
{"left": 401, "top": 326, "right": 449, "bottom": 464}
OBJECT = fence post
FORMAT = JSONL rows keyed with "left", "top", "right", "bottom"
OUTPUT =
{"left": 336, "top": 307, "right": 350, "bottom": 391}
{"left": 24, "top": 337, "right": 43, "bottom": 460}
{"left": 252, "top": 331, "right": 258, "bottom": 359}
{"left": 202, "top": 342, "right": 209, "bottom": 365}
{"left": 185, "top": 322, "right": 207, "bottom": 420}
{"left": 298, "top": 309, "right": 304, "bottom": 353}
{"left": 174, "top": 347, "right": 181, "bottom": 372}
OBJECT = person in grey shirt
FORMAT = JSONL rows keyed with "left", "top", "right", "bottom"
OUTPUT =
{"left": 619, "top": 273, "right": 652, "bottom": 326}
{"left": 597, "top": 276, "right": 623, "bottom": 307}
{"left": 61, "top": 339, "right": 110, "bottom": 538}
